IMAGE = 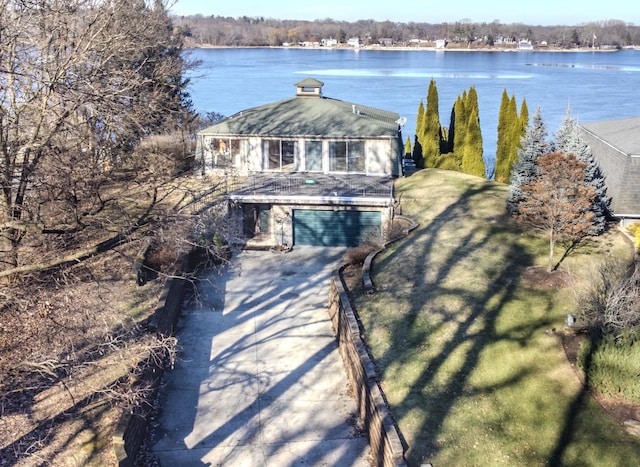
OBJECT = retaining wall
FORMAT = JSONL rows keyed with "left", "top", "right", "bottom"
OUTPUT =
{"left": 113, "top": 275, "right": 188, "bottom": 467}
{"left": 328, "top": 270, "right": 407, "bottom": 467}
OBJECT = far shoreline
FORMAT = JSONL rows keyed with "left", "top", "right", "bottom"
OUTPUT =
{"left": 188, "top": 43, "right": 633, "bottom": 53}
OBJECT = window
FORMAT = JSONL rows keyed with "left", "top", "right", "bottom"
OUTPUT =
{"left": 209, "top": 138, "right": 241, "bottom": 168}
{"left": 329, "top": 141, "right": 365, "bottom": 172}
{"left": 348, "top": 141, "right": 365, "bottom": 172}
{"left": 305, "top": 141, "right": 322, "bottom": 171}
{"left": 266, "top": 139, "right": 297, "bottom": 171}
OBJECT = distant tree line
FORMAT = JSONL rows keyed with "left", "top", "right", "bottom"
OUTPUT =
{"left": 172, "top": 15, "right": 640, "bottom": 48}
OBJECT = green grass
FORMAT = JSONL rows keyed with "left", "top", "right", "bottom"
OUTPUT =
{"left": 355, "top": 169, "right": 640, "bottom": 466}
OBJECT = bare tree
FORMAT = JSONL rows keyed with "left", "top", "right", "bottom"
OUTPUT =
{"left": 516, "top": 152, "right": 595, "bottom": 272}
{"left": 0, "top": 0, "right": 195, "bottom": 275}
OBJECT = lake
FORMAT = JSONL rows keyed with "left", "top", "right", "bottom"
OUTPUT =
{"left": 186, "top": 47, "right": 640, "bottom": 168}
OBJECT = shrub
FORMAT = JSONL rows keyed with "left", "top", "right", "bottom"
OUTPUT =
{"left": 343, "top": 243, "right": 378, "bottom": 265}
{"left": 627, "top": 222, "right": 640, "bottom": 251}
{"left": 578, "top": 330, "right": 640, "bottom": 402}
{"left": 575, "top": 257, "right": 640, "bottom": 335}
{"left": 343, "top": 227, "right": 384, "bottom": 265}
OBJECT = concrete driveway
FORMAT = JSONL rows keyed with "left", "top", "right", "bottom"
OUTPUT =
{"left": 150, "top": 247, "right": 371, "bottom": 466}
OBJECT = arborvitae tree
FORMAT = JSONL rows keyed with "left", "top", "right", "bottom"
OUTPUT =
{"left": 452, "top": 95, "right": 467, "bottom": 168}
{"left": 507, "top": 107, "right": 549, "bottom": 214}
{"left": 404, "top": 136, "right": 412, "bottom": 156}
{"left": 466, "top": 86, "right": 480, "bottom": 125}
{"left": 413, "top": 100, "right": 425, "bottom": 167}
{"left": 495, "top": 92, "right": 530, "bottom": 183}
{"left": 415, "top": 100, "right": 425, "bottom": 145}
{"left": 495, "top": 89, "right": 511, "bottom": 182}
{"left": 553, "top": 108, "right": 610, "bottom": 235}
{"left": 446, "top": 104, "right": 456, "bottom": 154}
{"left": 462, "top": 106, "right": 485, "bottom": 177}
{"left": 519, "top": 99, "right": 529, "bottom": 127}
{"left": 412, "top": 136, "right": 424, "bottom": 168}
{"left": 505, "top": 97, "right": 529, "bottom": 180}
{"left": 421, "top": 79, "right": 442, "bottom": 168}
{"left": 504, "top": 95, "right": 519, "bottom": 176}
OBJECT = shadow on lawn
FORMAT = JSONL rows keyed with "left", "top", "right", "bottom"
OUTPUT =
{"left": 374, "top": 183, "right": 538, "bottom": 465}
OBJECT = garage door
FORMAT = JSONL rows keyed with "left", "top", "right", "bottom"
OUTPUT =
{"left": 293, "top": 210, "right": 381, "bottom": 247}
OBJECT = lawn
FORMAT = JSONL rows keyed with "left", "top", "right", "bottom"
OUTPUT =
{"left": 353, "top": 169, "right": 640, "bottom": 466}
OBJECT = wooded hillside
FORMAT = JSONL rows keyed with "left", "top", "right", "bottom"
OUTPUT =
{"left": 172, "top": 15, "right": 640, "bottom": 48}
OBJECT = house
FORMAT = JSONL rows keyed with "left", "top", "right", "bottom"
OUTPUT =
{"left": 579, "top": 117, "right": 640, "bottom": 227}
{"left": 322, "top": 37, "right": 338, "bottom": 47}
{"left": 435, "top": 39, "right": 447, "bottom": 49}
{"left": 517, "top": 40, "right": 533, "bottom": 50}
{"left": 347, "top": 37, "right": 360, "bottom": 48}
{"left": 196, "top": 78, "right": 404, "bottom": 248}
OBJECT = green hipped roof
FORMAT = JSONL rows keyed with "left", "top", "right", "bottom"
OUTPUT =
{"left": 199, "top": 94, "right": 401, "bottom": 139}
{"left": 295, "top": 77, "right": 325, "bottom": 88}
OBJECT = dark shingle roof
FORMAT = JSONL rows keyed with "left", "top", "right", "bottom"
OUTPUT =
{"left": 580, "top": 117, "right": 640, "bottom": 156}
{"left": 199, "top": 95, "right": 401, "bottom": 139}
{"left": 580, "top": 116, "right": 640, "bottom": 218}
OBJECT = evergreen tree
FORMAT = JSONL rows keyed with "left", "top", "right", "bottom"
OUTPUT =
{"left": 415, "top": 100, "right": 425, "bottom": 144}
{"left": 553, "top": 108, "right": 610, "bottom": 235}
{"left": 446, "top": 104, "right": 456, "bottom": 154}
{"left": 466, "top": 86, "right": 480, "bottom": 124}
{"left": 519, "top": 99, "right": 529, "bottom": 127}
{"left": 495, "top": 92, "right": 529, "bottom": 183}
{"left": 412, "top": 136, "right": 424, "bottom": 168}
{"left": 452, "top": 95, "right": 467, "bottom": 168}
{"left": 421, "top": 79, "right": 441, "bottom": 168}
{"left": 494, "top": 89, "right": 511, "bottom": 182}
{"left": 507, "top": 107, "right": 549, "bottom": 214}
{"left": 404, "top": 136, "right": 412, "bottom": 156}
{"left": 462, "top": 106, "right": 485, "bottom": 177}
{"left": 504, "top": 97, "right": 528, "bottom": 181}
{"left": 413, "top": 101, "right": 425, "bottom": 167}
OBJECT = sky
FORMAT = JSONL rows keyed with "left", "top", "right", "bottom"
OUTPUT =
{"left": 170, "top": 0, "right": 639, "bottom": 26}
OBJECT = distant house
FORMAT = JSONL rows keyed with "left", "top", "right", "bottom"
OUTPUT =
{"left": 347, "top": 37, "right": 360, "bottom": 48}
{"left": 435, "top": 39, "right": 447, "bottom": 49}
{"left": 322, "top": 37, "right": 338, "bottom": 47}
{"left": 378, "top": 38, "right": 393, "bottom": 46}
{"left": 517, "top": 40, "right": 533, "bottom": 50}
{"left": 196, "top": 78, "right": 404, "bottom": 248}
{"left": 579, "top": 117, "right": 640, "bottom": 227}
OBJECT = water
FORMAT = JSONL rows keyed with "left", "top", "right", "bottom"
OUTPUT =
{"left": 186, "top": 47, "right": 640, "bottom": 168}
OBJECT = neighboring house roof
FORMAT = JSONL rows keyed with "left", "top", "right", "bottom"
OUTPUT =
{"left": 580, "top": 117, "right": 640, "bottom": 218}
{"left": 199, "top": 85, "right": 401, "bottom": 139}
{"left": 581, "top": 117, "right": 640, "bottom": 157}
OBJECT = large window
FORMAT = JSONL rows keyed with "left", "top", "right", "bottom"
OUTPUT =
{"left": 209, "top": 138, "right": 241, "bottom": 168}
{"left": 329, "top": 141, "right": 365, "bottom": 172}
{"left": 305, "top": 141, "right": 322, "bottom": 171}
{"left": 266, "top": 139, "right": 296, "bottom": 170}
